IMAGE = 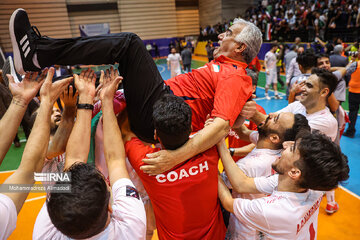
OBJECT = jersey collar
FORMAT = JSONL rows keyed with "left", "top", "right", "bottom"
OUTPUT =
{"left": 214, "top": 55, "right": 248, "bottom": 68}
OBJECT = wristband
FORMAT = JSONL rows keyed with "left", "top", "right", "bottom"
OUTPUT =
{"left": 77, "top": 103, "right": 94, "bottom": 110}
{"left": 229, "top": 148, "right": 235, "bottom": 157}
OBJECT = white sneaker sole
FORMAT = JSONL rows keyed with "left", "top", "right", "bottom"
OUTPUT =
{"left": 9, "top": 8, "right": 25, "bottom": 75}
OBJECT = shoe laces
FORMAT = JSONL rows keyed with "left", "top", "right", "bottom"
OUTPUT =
{"left": 29, "top": 26, "right": 42, "bottom": 40}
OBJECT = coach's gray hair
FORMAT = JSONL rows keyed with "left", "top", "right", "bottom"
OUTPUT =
{"left": 233, "top": 18, "right": 263, "bottom": 64}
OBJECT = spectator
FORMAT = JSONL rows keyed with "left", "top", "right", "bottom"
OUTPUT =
{"left": 181, "top": 47, "right": 192, "bottom": 73}
{"left": 343, "top": 55, "right": 360, "bottom": 138}
{"left": 206, "top": 41, "right": 215, "bottom": 62}
{"left": 153, "top": 42, "right": 160, "bottom": 59}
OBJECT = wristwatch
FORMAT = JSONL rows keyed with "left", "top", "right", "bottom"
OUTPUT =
{"left": 77, "top": 103, "right": 94, "bottom": 110}
{"left": 229, "top": 148, "right": 235, "bottom": 157}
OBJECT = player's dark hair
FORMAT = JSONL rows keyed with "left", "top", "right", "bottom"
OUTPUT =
{"left": 282, "top": 114, "right": 310, "bottom": 141}
{"left": 311, "top": 68, "right": 338, "bottom": 97}
{"left": 271, "top": 43, "right": 278, "bottom": 49}
{"left": 47, "top": 162, "right": 110, "bottom": 239}
{"left": 295, "top": 131, "right": 349, "bottom": 191}
{"left": 153, "top": 94, "right": 192, "bottom": 150}
{"left": 296, "top": 49, "right": 317, "bottom": 70}
{"left": 316, "top": 53, "right": 329, "bottom": 60}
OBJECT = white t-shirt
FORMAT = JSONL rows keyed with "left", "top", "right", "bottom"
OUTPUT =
{"left": 222, "top": 148, "right": 281, "bottom": 240}
{"left": 167, "top": 53, "right": 182, "bottom": 74}
{"left": 264, "top": 51, "right": 277, "bottom": 71}
{"left": 277, "top": 101, "right": 338, "bottom": 141}
{"left": 33, "top": 178, "right": 146, "bottom": 240}
{"left": 233, "top": 175, "right": 323, "bottom": 240}
{"left": 0, "top": 194, "right": 17, "bottom": 239}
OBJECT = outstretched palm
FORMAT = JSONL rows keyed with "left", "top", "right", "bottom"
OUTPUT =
{"left": 99, "top": 66, "right": 122, "bottom": 101}
{"left": 8, "top": 70, "right": 47, "bottom": 105}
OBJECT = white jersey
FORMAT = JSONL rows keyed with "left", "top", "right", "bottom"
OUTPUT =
{"left": 233, "top": 175, "right": 323, "bottom": 240}
{"left": 33, "top": 178, "right": 146, "bottom": 240}
{"left": 277, "top": 101, "right": 338, "bottom": 141}
{"left": 167, "top": 53, "right": 182, "bottom": 77}
{"left": 0, "top": 194, "right": 17, "bottom": 239}
{"left": 222, "top": 148, "right": 281, "bottom": 240}
{"left": 264, "top": 51, "right": 277, "bottom": 70}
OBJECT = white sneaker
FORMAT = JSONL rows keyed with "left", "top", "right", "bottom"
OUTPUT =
{"left": 265, "top": 95, "right": 271, "bottom": 100}
{"left": 274, "top": 95, "right": 283, "bottom": 100}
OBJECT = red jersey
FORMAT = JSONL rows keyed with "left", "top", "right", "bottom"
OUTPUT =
{"left": 228, "top": 104, "right": 266, "bottom": 162}
{"left": 248, "top": 56, "right": 261, "bottom": 72}
{"left": 165, "top": 55, "right": 253, "bottom": 131}
{"left": 125, "top": 138, "right": 226, "bottom": 240}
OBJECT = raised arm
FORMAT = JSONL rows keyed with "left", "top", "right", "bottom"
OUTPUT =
{"left": 100, "top": 68, "right": 129, "bottom": 186}
{"left": 46, "top": 85, "right": 77, "bottom": 159}
{"left": 2, "top": 68, "right": 72, "bottom": 213}
{"left": 218, "top": 176, "right": 235, "bottom": 213}
{"left": 0, "top": 72, "right": 45, "bottom": 164}
{"left": 217, "top": 138, "right": 259, "bottom": 194}
{"left": 64, "top": 69, "right": 95, "bottom": 169}
{"left": 141, "top": 116, "right": 230, "bottom": 175}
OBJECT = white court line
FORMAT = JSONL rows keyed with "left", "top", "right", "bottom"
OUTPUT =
{"left": 0, "top": 170, "right": 15, "bottom": 174}
{"left": 157, "top": 64, "right": 165, "bottom": 74}
{"left": 339, "top": 185, "right": 360, "bottom": 200}
{"left": 25, "top": 195, "right": 46, "bottom": 203}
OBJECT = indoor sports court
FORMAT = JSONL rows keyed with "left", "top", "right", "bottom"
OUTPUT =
{"left": 0, "top": 0, "right": 360, "bottom": 239}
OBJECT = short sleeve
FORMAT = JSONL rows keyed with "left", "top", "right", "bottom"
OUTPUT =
{"left": 212, "top": 74, "right": 253, "bottom": 126}
{"left": 125, "top": 137, "right": 156, "bottom": 171}
{"left": 254, "top": 174, "right": 279, "bottom": 195}
{"left": 333, "top": 70, "right": 342, "bottom": 81}
{"left": 111, "top": 178, "right": 146, "bottom": 239}
{"left": 249, "top": 131, "right": 259, "bottom": 144}
{"left": 0, "top": 194, "right": 17, "bottom": 240}
{"left": 233, "top": 198, "right": 270, "bottom": 234}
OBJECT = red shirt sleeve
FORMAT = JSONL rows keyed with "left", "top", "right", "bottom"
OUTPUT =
{"left": 211, "top": 74, "right": 253, "bottom": 126}
{"left": 125, "top": 137, "right": 157, "bottom": 171}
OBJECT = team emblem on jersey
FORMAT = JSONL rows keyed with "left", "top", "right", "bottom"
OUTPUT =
{"left": 126, "top": 185, "right": 140, "bottom": 199}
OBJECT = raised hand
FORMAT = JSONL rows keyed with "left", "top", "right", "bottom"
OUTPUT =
{"left": 74, "top": 68, "right": 96, "bottom": 104}
{"left": 100, "top": 67, "right": 123, "bottom": 102}
{"left": 40, "top": 67, "right": 73, "bottom": 104}
{"left": 61, "top": 85, "right": 78, "bottom": 108}
{"left": 7, "top": 69, "right": 47, "bottom": 107}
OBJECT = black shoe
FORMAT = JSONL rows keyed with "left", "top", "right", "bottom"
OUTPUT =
{"left": 343, "top": 131, "right": 355, "bottom": 138}
{"left": 9, "top": 8, "right": 41, "bottom": 74}
{"left": 1, "top": 56, "right": 22, "bottom": 87}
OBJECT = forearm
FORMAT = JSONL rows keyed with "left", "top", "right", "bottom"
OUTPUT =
{"left": 218, "top": 177, "right": 234, "bottom": 213}
{"left": 47, "top": 107, "right": 76, "bottom": 159}
{"left": 170, "top": 118, "right": 230, "bottom": 166}
{"left": 65, "top": 108, "right": 92, "bottom": 169}
{"left": 249, "top": 110, "right": 267, "bottom": 126}
{"left": 233, "top": 143, "right": 256, "bottom": 157}
{"left": 102, "top": 99, "right": 129, "bottom": 185}
{"left": 0, "top": 99, "right": 28, "bottom": 164}
{"left": 330, "top": 67, "right": 347, "bottom": 77}
{"left": 218, "top": 141, "right": 256, "bottom": 193}
{"left": 3, "top": 100, "right": 52, "bottom": 213}
{"left": 232, "top": 125, "right": 254, "bottom": 142}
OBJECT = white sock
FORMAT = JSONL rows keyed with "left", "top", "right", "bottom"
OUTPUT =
{"left": 326, "top": 190, "right": 336, "bottom": 205}
{"left": 265, "top": 93, "right": 268, "bottom": 96}
{"left": 275, "top": 90, "right": 278, "bottom": 95}
{"left": 33, "top": 53, "right": 41, "bottom": 68}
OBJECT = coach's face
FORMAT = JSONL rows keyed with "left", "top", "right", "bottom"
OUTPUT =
{"left": 213, "top": 23, "right": 245, "bottom": 60}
